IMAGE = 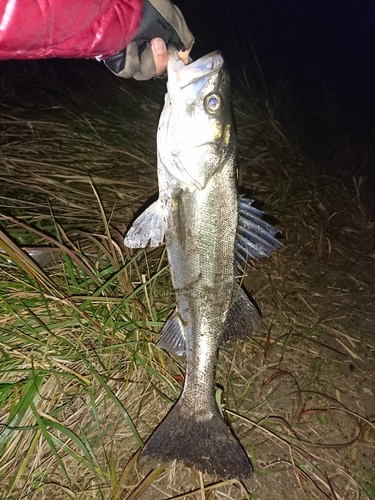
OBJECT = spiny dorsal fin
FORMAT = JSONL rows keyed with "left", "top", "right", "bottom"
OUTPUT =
{"left": 236, "top": 197, "right": 282, "bottom": 265}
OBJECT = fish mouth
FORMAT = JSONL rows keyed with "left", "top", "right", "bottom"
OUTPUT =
{"left": 167, "top": 50, "right": 224, "bottom": 96}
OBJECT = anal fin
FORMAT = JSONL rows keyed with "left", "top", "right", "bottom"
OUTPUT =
{"left": 157, "top": 310, "right": 186, "bottom": 356}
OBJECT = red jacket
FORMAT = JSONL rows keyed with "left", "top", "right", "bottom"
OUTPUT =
{"left": 0, "top": 0, "right": 143, "bottom": 60}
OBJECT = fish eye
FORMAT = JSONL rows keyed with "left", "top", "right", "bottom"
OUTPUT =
{"left": 205, "top": 94, "right": 222, "bottom": 113}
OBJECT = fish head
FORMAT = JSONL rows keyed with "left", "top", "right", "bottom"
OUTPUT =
{"left": 157, "top": 50, "right": 235, "bottom": 191}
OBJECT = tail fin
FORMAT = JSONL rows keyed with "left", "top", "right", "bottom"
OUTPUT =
{"left": 139, "top": 396, "right": 252, "bottom": 480}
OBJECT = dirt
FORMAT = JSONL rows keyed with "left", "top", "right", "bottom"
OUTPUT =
{"left": 237, "top": 184, "right": 375, "bottom": 499}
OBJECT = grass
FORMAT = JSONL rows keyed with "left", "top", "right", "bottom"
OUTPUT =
{"left": 0, "top": 215, "right": 180, "bottom": 498}
{"left": 0, "top": 58, "right": 374, "bottom": 499}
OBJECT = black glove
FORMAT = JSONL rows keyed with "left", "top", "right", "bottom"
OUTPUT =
{"left": 104, "top": 0, "right": 194, "bottom": 80}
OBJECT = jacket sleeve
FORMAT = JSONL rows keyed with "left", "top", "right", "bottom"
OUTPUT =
{"left": 0, "top": 0, "right": 143, "bottom": 60}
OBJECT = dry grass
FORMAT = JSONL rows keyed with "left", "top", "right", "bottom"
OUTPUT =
{"left": 0, "top": 59, "right": 374, "bottom": 499}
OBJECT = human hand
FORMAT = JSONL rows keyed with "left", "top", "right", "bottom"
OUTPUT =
{"left": 104, "top": 0, "right": 193, "bottom": 80}
{"left": 150, "top": 38, "right": 190, "bottom": 75}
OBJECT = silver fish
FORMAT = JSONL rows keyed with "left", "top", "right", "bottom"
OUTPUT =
{"left": 125, "top": 50, "right": 281, "bottom": 479}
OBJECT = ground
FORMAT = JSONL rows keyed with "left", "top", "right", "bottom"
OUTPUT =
{"left": 0, "top": 59, "right": 374, "bottom": 499}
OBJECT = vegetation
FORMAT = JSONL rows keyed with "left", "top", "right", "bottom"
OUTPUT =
{"left": 0, "top": 59, "right": 374, "bottom": 499}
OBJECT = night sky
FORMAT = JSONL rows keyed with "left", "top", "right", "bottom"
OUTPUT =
{"left": 179, "top": 0, "right": 375, "bottom": 105}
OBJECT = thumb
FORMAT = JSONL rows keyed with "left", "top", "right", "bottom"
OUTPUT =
{"left": 150, "top": 38, "right": 168, "bottom": 76}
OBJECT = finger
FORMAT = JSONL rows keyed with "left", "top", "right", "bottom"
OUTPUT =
{"left": 150, "top": 38, "right": 168, "bottom": 75}
{"left": 133, "top": 44, "right": 157, "bottom": 80}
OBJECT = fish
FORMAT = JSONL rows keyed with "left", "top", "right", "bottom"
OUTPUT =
{"left": 124, "top": 50, "right": 282, "bottom": 480}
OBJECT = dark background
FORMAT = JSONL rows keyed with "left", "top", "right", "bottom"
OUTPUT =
{"left": 1, "top": 1, "right": 374, "bottom": 119}
{"left": 179, "top": 0, "right": 374, "bottom": 99}
{"left": 1, "top": 0, "right": 374, "bottom": 156}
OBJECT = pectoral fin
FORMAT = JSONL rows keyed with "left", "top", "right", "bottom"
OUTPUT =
{"left": 157, "top": 310, "right": 186, "bottom": 356}
{"left": 124, "top": 200, "right": 164, "bottom": 248}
